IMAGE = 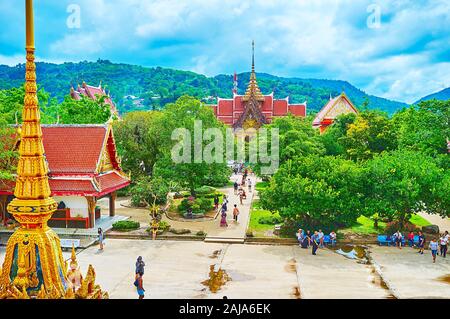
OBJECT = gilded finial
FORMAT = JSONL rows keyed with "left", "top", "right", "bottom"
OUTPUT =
{"left": 243, "top": 40, "right": 265, "bottom": 102}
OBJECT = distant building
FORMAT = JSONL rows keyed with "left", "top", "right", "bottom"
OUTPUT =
{"left": 210, "top": 41, "right": 306, "bottom": 130}
{"left": 313, "top": 93, "right": 358, "bottom": 134}
{"left": 71, "top": 81, "right": 120, "bottom": 118}
{"left": 0, "top": 123, "right": 130, "bottom": 229}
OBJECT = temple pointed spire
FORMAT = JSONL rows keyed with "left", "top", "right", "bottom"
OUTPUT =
{"left": 243, "top": 40, "right": 265, "bottom": 102}
{"left": 252, "top": 40, "right": 255, "bottom": 74}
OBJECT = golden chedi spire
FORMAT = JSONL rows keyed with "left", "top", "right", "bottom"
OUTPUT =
{"left": 243, "top": 40, "right": 265, "bottom": 102}
{"left": 0, "top": 0, "right": 107, "bottom": 299}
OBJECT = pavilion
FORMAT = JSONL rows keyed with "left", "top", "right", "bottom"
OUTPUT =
{"left": 0, "top": 122, "right": 130, "bottom": 229}
{"left": 313, "top": 92, "right": 359, "bottom": 134}
{"left": 210, "top": 41, "right": 307, "bottom": 130}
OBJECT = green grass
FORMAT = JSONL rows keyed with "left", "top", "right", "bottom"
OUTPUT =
{"left": 409, "top": 214, "right": 432, "bottom": 227}
{"left": 343, "top": 214, "right": 432, "bottom": 235}
{"left": 255, "top": 181, "right": 269, "bottom": 192}
{"left": 248, "top": 201, "right": 281, "bottom": 237}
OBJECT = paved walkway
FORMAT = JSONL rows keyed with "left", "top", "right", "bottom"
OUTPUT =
{"left": 1, "top": 240, "right": 448, "bottom": 299}
{"left": 419, "top": 212, "right": 450, "bottom": 233}
{"left": 205, "top": 174, "right": 257, "bottom": 242}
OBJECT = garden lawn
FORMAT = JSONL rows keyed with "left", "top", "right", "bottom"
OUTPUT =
{"left": 248, "top": 200, "right": 281, "bottom": 237}
{"left": 343, "top": 214, "right": 432, "bottom": 235}
{"left": 255, "top": 181, "right": 269, "bottom": 192}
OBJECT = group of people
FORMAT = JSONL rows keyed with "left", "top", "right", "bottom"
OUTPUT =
{"left": 296, "top": 229, "right": 337, "bottom": 255}
{"left": 219, "top": 195, "right": 241, "bottom": 227}
{"left": 390, "top": 230, "right": 449, "bottom": 263}
{"left": 219, "top": 169, "right": 254, "bottom": 228}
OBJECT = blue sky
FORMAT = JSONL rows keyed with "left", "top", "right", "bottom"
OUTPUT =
{"left": 1, "top": 0, "right": 450, "bottom": 103}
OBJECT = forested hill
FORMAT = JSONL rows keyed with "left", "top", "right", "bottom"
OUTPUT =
{"left": 0, "top": 59, "right": 408, "bottom": 114}
{"left": 415, "top": 87, "right": 450, "bottom": 104}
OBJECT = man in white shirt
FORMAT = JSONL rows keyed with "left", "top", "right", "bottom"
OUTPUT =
{"left": 439, "top": 232, "right": 448, "bottom": 258}
{"left": 318, "top": 230, "right": 325, "bottom": 248}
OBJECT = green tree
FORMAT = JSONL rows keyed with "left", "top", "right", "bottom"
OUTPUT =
{"left": 320, "top": 112, "right": 357, "bottom": 156}
{"left": 0, "top": 124, "right": 18, "bottom": 183}
{"left": 393, "top": 100, "right": 450, "bottom": 156}
{"left": 0, "top": 86, "right": 58, "bottom": 124}
{"left": 58, "top": 95, "right": 112, "bottom": 124}
{"left": 253, "top": 114, "right": 325, "bottom": 177}
{"left": 341, "top": 110, "right": 397, "bottom": 161}
{"left": 259, "top": 155, "right": 364, "bottom": 229}
{"left": 362, "top": 150, "right": 449, "bottom": 225}
{"left": 153, "top": 96, "right": 230, "bottom": 195}
{"left": 113, "top": 111, "right": 163, "bottom": 178}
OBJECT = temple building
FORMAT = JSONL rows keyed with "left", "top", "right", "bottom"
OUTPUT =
{"left": 211, "top": 42, "right": 307, "bottom": 130}
{"left": 313, "top": 92, "right": 359, "bottom": 134}
{"left": 71, "top": 81, "right": 120, "bottom": 118}
{"left": 0, "top": 122, "right": 130, "bottom": 229}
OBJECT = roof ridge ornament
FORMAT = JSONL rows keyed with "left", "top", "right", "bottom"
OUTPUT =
{"left": 243, "top": 40, "right": 265, "bottom": 102}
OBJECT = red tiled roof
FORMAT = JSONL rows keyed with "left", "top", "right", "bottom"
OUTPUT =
{"left": 96, "top": 171, "right": 130, "bottom": 196}
{"left": 50, "top": 179, "right": 97, "bottom": 196}
{"left": 0, "top": 125, "right": 130, "bottom": 197}
{"left": 42, "top": 126, "right": 106, "bottom": 174}
{"left": 212, "top": 94, "right": 306, "bottom": 126}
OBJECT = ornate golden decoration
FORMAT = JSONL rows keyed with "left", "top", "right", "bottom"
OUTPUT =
{"left": 0, "top": 0, "right": 107, "bottom": 299}
{"left": 242, "top": 41, "right": 265, "bottom": 102}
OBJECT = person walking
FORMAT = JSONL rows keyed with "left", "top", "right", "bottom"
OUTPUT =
{"left": 220, "top": 210, "right": 228, "bottom": 227}
{"left": 214, "top": 194, "right": 220, "bottom": 211}
{"left": 247, "top": 178, "right": 252, "bottom": 193}
{"left": 98, "top": 228, "right": 104, "bottom": 251}
{"left": 233, "top": 205, "right": 240, "bottom": 223}
{"left": 330, "top": 231, "right": 337, "bottom": 247}
{"left": 311, "top": 231, "right": 319, "bottom": 255}
{"left": 135, "top": 256, "right": 145, "bottom": 278}
{"left": 439, "top": 233, "right": 448, "bottom": 258}
{"left": 135, "top": 272, "right": 145, "bottom": 299}
{"left": 408, "top": 231, "right": 415, "bottom": 248}
{"left": 429, "top": 238, "right": 439, "bottom": 263}
{"left": 221, "top": 197, "right": 228, "bottom": 212}
{"left": 239, "top": 189, "right": 244, "bottom": 205}
{"left": 233, "top": 181, "right": 239, "bottom": 195}
{"left": 418, "top": 231, "right": 425, "bottom": 254}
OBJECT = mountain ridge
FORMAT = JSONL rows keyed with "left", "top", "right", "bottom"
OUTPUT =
{"left": 415, "top": 87, "right": 450, "bottom": 104}
{"left": 0, "top": 59, "right": 408, "bottom": 114}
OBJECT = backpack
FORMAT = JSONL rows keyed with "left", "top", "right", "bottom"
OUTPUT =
{"left": 134, "top": 278, "right": 139, "bottom": 287}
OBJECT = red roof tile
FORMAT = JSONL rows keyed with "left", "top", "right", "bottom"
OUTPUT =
{"left": 42, "top": 125, "right": 107, "bottom": 174}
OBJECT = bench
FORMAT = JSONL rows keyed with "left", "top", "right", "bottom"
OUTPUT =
{"left": 377, "top": 235, "right": 391, "bottom": 246}
{"left": 60, "top": 239, "right": 80, "bottom": 250}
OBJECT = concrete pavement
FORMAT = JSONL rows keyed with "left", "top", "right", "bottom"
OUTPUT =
{"left": 4, "top": 239, "right": 447, "bottom": 299}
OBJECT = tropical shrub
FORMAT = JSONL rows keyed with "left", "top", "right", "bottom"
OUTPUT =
{"left": 178, "top": 197, "right": 212, "bottom": 215}
{"left": 258, "top": 215, "right": 283, "bottom": 225}
{"left": 384, "top": 221, "right": 418, "bottom": 235}
{"left": 112, "top": 220, "right": 140, "bottom": 231}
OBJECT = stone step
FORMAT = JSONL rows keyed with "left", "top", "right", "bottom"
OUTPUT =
{"left": 204, "top": 237, "right": 245, "bottom": 244}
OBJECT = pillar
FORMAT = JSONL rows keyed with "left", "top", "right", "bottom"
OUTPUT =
{"left": 109, "top": 191, "right": 116, "bottom": 217}
{"left": 86, "top": 196, "right": 97, "bottom": 229}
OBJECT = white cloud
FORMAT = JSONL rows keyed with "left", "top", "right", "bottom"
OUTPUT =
{"left": 2, "top": 0, "right": 450, "bottom": 103}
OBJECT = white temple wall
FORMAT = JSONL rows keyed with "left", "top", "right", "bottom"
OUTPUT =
{"left": 54, "top": 196, "right": 89, "bottom": 218}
